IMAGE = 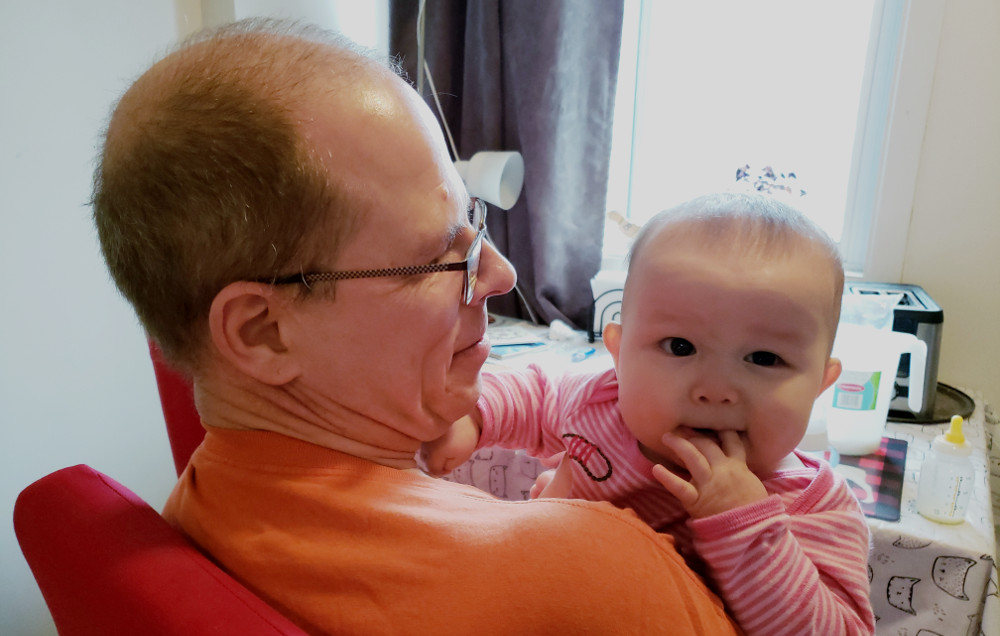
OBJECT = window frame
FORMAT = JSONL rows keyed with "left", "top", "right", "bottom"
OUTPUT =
{"left": 850, "top": 0, "right": 946, "bottom": 281}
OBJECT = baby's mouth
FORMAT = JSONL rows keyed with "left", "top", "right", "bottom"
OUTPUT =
{"left": 676, "top": 426, "right": 721, "bottom": 443}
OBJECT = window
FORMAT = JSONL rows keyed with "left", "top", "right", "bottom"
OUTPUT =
{"left": 605, "top": 0, "right": 943, "bottom": 280}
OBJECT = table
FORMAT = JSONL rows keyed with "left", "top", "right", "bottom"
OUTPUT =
{"left": 870, "top": 406, "right": 999, "bottom": 635}
{"left": 447, "top": 316, "right": 998, "bottom": 635}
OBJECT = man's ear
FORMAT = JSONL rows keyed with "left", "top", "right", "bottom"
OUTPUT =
{"left": 602, "top": 322, "right": 623, "bottom": 369}
{"left": 818, "top": 357, "right": 843, "bottom": 396}
{"left": 208, "top": 281, "right": 301, "bottom": 385}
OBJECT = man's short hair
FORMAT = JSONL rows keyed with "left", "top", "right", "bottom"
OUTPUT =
{"left": 93, "top": 18, "right": 393, "bottom": 372}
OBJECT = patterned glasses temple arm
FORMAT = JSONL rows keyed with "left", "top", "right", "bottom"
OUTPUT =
{"left": 264, "top": 261, "right": 468, "bottom": 286}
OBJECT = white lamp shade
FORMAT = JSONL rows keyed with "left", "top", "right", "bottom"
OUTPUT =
{"left": 454, "top": 151, "right": 524, "bottom": 210}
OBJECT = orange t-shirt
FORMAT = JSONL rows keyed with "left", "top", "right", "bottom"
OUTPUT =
{"left": 163, "top": 429, "right": 741, "bottom": 635}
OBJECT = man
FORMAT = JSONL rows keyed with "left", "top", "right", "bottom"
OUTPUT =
{"left": 93, "top": 18, "right": 740, "bottom": 635}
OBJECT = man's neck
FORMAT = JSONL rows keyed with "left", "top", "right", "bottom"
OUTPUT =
{"left": 193, "top": 371, "right": 423, "bottom": 470}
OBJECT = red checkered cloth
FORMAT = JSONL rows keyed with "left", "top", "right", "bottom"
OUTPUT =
{"left": 826, "top": 437, "right": 907, "bottom": 521}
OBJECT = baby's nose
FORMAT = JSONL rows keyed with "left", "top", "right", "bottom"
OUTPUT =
{"left": 689, "top": 375, "right": 739, "bottom": 405}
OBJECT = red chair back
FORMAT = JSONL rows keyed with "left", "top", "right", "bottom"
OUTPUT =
{"left": 148, "top": 340, "right": 204, "bottom": 475}
{"left": 14, "top": 464, "right": 307, "bottom": 636}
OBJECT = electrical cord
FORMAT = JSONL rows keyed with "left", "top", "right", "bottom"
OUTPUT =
{"left": 414, "top": 0, "right": 539, "bottom": 324}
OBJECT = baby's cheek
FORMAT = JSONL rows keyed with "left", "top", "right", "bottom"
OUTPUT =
{"left": 630, "top": 412, "right": 675, "bottom": 452}
{"left": 747, "top": 430, "right": 801, "bottom": 474}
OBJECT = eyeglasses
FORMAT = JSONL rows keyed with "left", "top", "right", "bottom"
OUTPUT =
{"left": 265, "top": 197, "right": 487, "bottom": 305}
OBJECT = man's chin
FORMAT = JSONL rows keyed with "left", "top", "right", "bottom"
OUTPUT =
{"left": 435, "top": 380, "right": 481, "bottom": 422}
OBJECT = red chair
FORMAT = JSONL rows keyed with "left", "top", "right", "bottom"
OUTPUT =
{"left": 148, "top": 340, "right": 204, "bottom": 475}
{"left": 13, "top": 464, "right": 307, "bottom": 636}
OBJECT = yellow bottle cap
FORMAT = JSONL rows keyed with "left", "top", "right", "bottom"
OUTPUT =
{"left": 944, "top": 415, "right": 965, "bottom": 444}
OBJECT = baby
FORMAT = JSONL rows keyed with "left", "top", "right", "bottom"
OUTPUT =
{"left": 423, "top": 192, "right": 874, "bottom": 636}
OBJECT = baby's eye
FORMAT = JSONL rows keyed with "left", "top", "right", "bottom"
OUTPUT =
{"left": 661, "top": 338, "right": 696, "bottom": 357}
{"left": 745, "top": 351, "right": 782, "bottom": 367}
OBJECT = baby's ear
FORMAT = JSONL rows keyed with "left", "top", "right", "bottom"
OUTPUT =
{"left": 603, "top": 322, "right": 623, "bottom": 367}
{"left": 208, "top": 281, "right": 301, "bottom": 386}
{"left": 818, "top": 357, "right": 843, "bottom": 396}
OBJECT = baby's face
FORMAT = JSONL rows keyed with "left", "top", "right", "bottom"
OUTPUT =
{"left": 606, "top": 234, "right": 841, "bottom": 475}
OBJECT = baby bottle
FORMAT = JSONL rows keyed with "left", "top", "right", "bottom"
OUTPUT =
{"left": 917, "top": 415, "right": 974, "bottom": 523}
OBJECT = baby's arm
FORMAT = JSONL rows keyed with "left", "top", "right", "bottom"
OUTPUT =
{"left": 424, "top": 367, "right": 601, "bottom": 485}
{"left": 655, "top": 433, "right": 873, "bottom": 636}
{"left": 421, "top": 412, "right": 482, "bottom": 476}
{"left": 690, "top": 492, "right": 875, "bottom": 636}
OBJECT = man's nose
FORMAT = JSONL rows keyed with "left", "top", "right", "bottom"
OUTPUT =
{"left": 475, "top": 240, "right": 517, "bottom": 301}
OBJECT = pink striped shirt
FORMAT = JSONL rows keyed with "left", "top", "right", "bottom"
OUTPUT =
{"left": 477, "top": 365, "right": 874, "bottom": 636}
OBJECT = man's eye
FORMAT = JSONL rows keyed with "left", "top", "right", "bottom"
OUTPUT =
{"left": 661, "top": 338, "right": 696, "bottom": 357}
{"left": 746, "top": 351, "right": 781, "bottom": 367}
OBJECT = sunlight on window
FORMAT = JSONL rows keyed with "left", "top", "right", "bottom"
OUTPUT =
{"left": 606, "top": 0, "right": 878, "bottom": 265}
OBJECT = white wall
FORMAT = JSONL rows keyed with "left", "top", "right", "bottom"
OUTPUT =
{"left": 0, "top": 2, "right": 385, "bottom": 633}
{"left": 904, "top": 0, "right": 1000, "bottom": 408}
{"left": 1, "top": 1, "right": 997, "bottom": 634}
{"left": 0, "top": 3, "right": 182, "bottom": 634}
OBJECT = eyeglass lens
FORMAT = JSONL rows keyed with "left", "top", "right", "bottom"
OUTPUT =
{"left": 464, "top": 198, "right": 487, "bottom": 304}
{"left": 464, "top": 235, "right": 483, "bottom": 303}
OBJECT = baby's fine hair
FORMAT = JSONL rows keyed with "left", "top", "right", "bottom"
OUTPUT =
{"left": 627, "top": 192, "right": 845, "bottom": 331}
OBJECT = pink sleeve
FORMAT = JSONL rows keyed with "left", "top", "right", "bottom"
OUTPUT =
{"left": 690, "top": 482, "right": 874, "bottom": 636}
{"left": 477, "top": 366, "right": 582, "bottom": 459}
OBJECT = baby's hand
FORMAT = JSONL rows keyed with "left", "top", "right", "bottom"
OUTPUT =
{"left": 420, "top": 415, "right": 481, "bottom": 476}
{"left": 651, "top": 429, "right": 768, "bottom": 518}
{"left": 529, "top": 452, "right": 572, "bottom": 499}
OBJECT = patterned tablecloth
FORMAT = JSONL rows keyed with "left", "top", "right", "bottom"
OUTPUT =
{"left": 454, "top": 318, "right": 999, "bottom": 634}
{"left": 869, "top": 397, "right": 998, "bottom": 636}
{"left": 446, "top": 413, "right": 997, "bottom": 636}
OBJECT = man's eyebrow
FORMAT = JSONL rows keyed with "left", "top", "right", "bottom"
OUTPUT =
{"left": 414, "top": 219, "right": 463, "bottom": 265}
{"left": 444, "top": 221, "right": 463, "bottom": 247}
{"left": 441, "top": 200, "right": 473, "bottom": 252}
{"left": 416, "top": 198, "right": 471, "bottom": 262}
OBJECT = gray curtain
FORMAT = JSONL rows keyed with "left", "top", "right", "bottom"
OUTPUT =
{"left": 390, "top": 0, "right": 624, "bottom": 329}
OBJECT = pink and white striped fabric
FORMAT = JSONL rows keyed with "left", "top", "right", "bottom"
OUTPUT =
{"left": 477, "top": 365, "right": 874, "bottom": 636}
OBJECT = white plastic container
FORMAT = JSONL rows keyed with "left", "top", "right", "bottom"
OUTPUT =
{"left": 917, "top": 416, "right": 974, "bottom": 524}
{"left": 825, "top": 324, "right": 927, "bottom": 456}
